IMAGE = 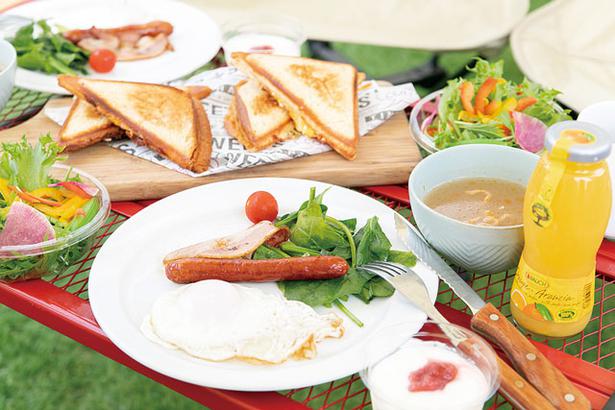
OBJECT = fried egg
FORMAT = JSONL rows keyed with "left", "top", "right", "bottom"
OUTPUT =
{"left": 141, "top": 280, "right": 344, "bottom": 364}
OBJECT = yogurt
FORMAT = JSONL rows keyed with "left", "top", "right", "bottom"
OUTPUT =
{"left": 366, "top": 340, "right": 490, "bottom": 410}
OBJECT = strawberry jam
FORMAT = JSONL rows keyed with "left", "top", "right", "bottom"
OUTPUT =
{"left": 408, "top": 361, "right": 458, "bottom": 392}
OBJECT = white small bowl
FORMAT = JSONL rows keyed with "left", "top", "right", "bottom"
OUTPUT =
{"left": 0, "top": 40, "right": 16, "bottom": 112}
{"left": 409, "top": 145, "right": 538, "bottom": 273}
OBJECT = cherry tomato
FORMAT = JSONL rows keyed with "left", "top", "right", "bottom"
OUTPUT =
{"left": 245, "top": 191, "right": 278, "bottom": 223}
{"left": 89, "top": 49, "right": 117, "bottom": 73}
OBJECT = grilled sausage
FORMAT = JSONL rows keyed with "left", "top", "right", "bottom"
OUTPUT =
{"left": 164, "top": 256, "right": 348, "bottom": 284}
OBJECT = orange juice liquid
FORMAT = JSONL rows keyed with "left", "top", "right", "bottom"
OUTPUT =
{"left": 511, "top": 130, "right": 611, "bottom": 338}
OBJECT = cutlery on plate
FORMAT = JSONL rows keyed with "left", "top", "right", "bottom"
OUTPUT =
{"left": 393, "top": 213, "right": 590, "bottom": 410}
{"left": 362, "top": 261, "right": 555, "bottom": 410}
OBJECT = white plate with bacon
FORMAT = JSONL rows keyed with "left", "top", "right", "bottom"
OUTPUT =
{"left": 88, "top": 178, "right": 439, "bottom": 391}
{"left": 8, "top": 0, "right": 221, "bottom": 94}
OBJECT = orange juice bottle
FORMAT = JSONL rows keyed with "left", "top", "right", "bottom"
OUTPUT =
{"left": 511, "top": 121, "right": 612, "bottom": 338}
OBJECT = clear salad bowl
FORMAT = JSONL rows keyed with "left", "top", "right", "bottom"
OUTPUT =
{"left": 0, "top": 164, "right": 110, "bottom": 282}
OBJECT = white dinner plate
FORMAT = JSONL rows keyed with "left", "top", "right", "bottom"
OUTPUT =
{"left": 7, "top": 0, "right": 221, "bottom": 94}
{"left": 88, "top": 178, "right": 439, "bottom": 391}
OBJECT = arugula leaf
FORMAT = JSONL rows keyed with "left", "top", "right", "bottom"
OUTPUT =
{"left": 518, "top": 79, "right": 571, "bottom": 126}
{"left": 354, "top": 216, "right": 391, "bottom": 265}
{"left": 467, "top": 58, "right": 504, "bottom": 83}
{"left": 0, "top": 135, "right": 64, "bottom": 191}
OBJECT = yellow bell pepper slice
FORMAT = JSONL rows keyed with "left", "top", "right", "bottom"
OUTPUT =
{"left": 30, "top": 187, "right": 65, "bottom": 202}
{"left": 59, "top": 197, "right": 88, "bottom": 223}
{"left": 458, "top": 110, "right": 479, "bottom": 122}
{"left": 0, "top": 178, "right": 15, "bottom": 204}
{"left": 494, "top": 97, "right": 517, "bottom": 117}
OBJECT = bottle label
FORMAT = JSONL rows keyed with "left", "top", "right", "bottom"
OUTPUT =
{"left": 511, "top": 257, "right": 594, "bottom": 323}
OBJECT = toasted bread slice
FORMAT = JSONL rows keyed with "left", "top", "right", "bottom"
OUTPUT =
{"left": 57, "top": 75, "right": 212, "bottom": 173}
{"left": 232, "top": 53, "right": 359, "bottom": 160}
{"left": 58, "top": 97, "right": 124, "bottom": 151}
{"left": 58, "top": 77, "right": 212, "bottom": 152}
{"left": 224, "top": 79, "right": 295, "bottom": 151}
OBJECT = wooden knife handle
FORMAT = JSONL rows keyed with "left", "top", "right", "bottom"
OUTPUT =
{"left": 457, "top": 337, "right": 555, "bottom": 409}
{"left": 471, "top": 303, "right": 590, "bottom": 410}
{"left": 497, "top": 356, "right": 556, "bottom": 410}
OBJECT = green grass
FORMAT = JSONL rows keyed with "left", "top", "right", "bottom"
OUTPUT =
{"left": 0, "top": 304, "right": 206, "bottom": 410}
{"left": 0, "top": 1, "right": 577, "bottom": 409}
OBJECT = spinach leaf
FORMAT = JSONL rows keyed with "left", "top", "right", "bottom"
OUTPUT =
{"left": 290, "top": 188, "right": 346, "bottom": 251}
{"left": 354, "top": 216, "right": 391, "bottom": 265}
{"left": 339, "top": 218, "right": 357, "bottom": 233}
{"left": 323, "top": 245, "right": 351, "bottom": 260}
{"left": 356, "top": 276, "right": 395, "bottom": 303}
{"left": 253, "top": 245, "right": 289, "bottom": 260}
{"left": 10, "top": 20, "right": 89, "bottom": 75}
{"left": 387, "top": 250, "right": 417, "bottom": 267}
{"left": 278, "top": 276, "right": 345, "bottom": 308}
{"left": 279, "top": 241, "right": 320, "bottom": 257}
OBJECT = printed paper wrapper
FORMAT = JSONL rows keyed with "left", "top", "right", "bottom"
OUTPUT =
{"left": 45, "top": 67, "right": 419, "bottom": 177}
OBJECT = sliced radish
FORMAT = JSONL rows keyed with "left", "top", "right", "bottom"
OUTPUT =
{"left": 513, "top": 111, "right": 547, "bottom": 153}
{"left": 0, "top": 202, "right": 55, "bottom": 247}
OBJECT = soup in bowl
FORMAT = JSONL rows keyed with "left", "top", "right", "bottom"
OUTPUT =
{"left": 409, "top": 145, "right": 538, "bottom": 273}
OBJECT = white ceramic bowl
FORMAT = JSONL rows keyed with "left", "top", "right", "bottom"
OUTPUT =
{"left": 409, "top": 145, "right": 538, "bottom": 274}
{"left": 0, "top": 40, "right": 16, "bottom": 112}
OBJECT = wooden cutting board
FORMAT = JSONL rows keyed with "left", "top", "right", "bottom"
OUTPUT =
{"left": 0, "top": 98, "right": 421, "bottom": 201}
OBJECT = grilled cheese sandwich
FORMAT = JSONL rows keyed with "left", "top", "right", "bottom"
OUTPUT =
{"left": 232, "top": 52, "right": 359, "bottom": 159}
{"left": 58, "top": 75, "right": 212, "bottom": 173}
{"left": 224, "top": 79, "right": 296, "bottom": 151}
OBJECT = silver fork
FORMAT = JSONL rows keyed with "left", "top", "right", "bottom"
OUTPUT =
{"left": 361, "top": 261, "right": 468, "bottom": 344}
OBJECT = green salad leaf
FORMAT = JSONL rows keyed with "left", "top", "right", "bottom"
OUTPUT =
{"left": 354, "top": 216, "right": 391, "bottom": 266}
{"left": 289, "top": 187, "right": 347, "bottom": 250}
{"left": 253, "top": 245, "right": 289, "bottom": 260}
{"left": 0, "top": 135, "right": 64, "bottom": 191}
{"left": 267, "top": 188, "right": 416, "bottom": 326}
{"left": 10, "top": 20, "right": 89, "bottom": 75}
{"left": 432, "top": 58, "right": 571, "bottom": 150}
{"left": 388, "top": 250, "right": 417, "bottom": 266}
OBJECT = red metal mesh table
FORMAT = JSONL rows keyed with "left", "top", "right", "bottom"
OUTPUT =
{"left": 2, "top": 191, "right": 614, "bottom": 409}
{"left": 0, "top": 82, "right": 613, "bottom": 409}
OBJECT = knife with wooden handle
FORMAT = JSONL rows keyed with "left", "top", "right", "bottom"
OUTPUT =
{"left": 496, "top": 356, "right": 556, "bottom": 410}
{"left": 394, "top": 213, "right": 591, "bottom": 409}
{"left": 472, "top": 304, "right": 590, "bottom": 409}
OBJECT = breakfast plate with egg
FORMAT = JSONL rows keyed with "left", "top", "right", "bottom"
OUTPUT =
{"left": 88, "top": 178, "right": 438, "bottom": 391}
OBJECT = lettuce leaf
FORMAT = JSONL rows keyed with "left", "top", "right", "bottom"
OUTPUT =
{"left": 0, "top": 135, "right": 64, "bottom": 191}
{"left": 434, "top": 58, "right": 570, "bottom": 150}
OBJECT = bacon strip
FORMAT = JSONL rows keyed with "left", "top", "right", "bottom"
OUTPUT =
{"left": 63, "top": 21, "right": 174, "bottom": 61}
